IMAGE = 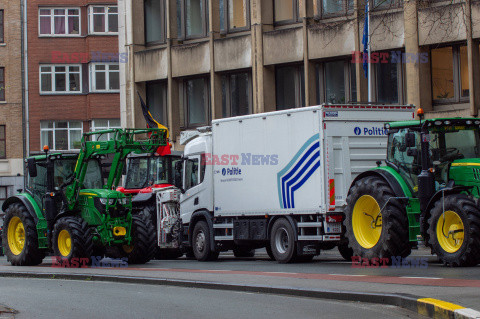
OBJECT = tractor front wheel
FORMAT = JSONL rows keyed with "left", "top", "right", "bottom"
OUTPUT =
{"left": 2, "top": 203, "right": 45, "bottom": 266}
{"left": 344, "top": 176, "right": 411, "bottom": 261}
{"left": 121, "top": 213, "right": 156, "bottom": 264}
{"left": 428, "top": 194, "right": 480, "bottom": 267}
{"left": 53, "top": 217, "right": 93, "bottom": 264}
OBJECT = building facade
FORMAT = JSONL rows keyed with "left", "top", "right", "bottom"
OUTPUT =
{"left": 0, "top": 0, "right": 24, "bottom": 207}
{"left": 119, "top": 0, "right": 480, "bottom": 148}
{"left": 26, "top": 0, "right": 121, "bottom": 155}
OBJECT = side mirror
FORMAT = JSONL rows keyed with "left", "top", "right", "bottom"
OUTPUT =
{"left": 405, "top": 132, "right": 416, "bottom": 148}
{"left": 27, "top": 158, "right": 37, "bottom": 178}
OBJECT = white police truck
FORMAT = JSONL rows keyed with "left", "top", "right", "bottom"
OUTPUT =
{"left": 156, "top": 104, "right": 415, "bottom": 263}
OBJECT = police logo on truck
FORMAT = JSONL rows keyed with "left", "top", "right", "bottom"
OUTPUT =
{"left": 354, "top": 126, "right": 388, "bottom": 136}
{"left": 354, "top": 127, "right": 362, "bottom": 135}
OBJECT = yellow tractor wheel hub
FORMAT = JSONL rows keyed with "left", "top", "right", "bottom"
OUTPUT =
{"left": 57, "top": 230, "right": 72, "bottom": 257}
{"left": 437, "top": 210, "right": 464, "bottom": 253}
{"left": 352, "top": 195, "right": 382, "bottom": 249}
{"left": 7, "top": 216, "right": 26, "bottom": 256}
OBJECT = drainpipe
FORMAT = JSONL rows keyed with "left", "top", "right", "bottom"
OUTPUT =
{"left": 21, "top": 0, "right": 29, "bottom": 187}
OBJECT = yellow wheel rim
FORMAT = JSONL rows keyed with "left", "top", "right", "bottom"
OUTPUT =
{"left": 122, "top": 245, "right": 134, "bottom": 254}
{"left": 57, "top": 230, "right": 72, "bottom": 257}
{"left": 352, "top": 195, "right": 382, "bottom": 249}
{"left": 7, "top": 216, "right": 26, "bottom": 256}
{"left": 436, "top": 210, "right": 464, "bottom": 253}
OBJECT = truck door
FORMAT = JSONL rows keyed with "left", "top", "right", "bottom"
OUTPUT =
{"left": 180, "top": 154, "right": 206, "bottom": 223}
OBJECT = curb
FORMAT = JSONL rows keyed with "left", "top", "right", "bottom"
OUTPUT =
{"left": 1, "top": 271, "right": 479, "bottom": 319}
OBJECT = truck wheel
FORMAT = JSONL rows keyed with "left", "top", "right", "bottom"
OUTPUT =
{"left": 265, "top": 244, "right": 275, "bottom": 261}
{"left": 270, "top": 218, "right": 297, "bottom": 263}
{"left": 344, "top": 176, "right": 411, "bottom": 261}
{"left": 192, "top": 221, "right": 218, "bottom": 261}
{"left": 2, "top": 203, "right": 45, "bottom": 266}
{"left": 338, "top": 244, "right": 354, "bottom": 261}
{"left": 53, "top": 217, "right": 93, "bottom": 264}
{"left": 428, "top": 194, "right": 480, "bottom": 267}
{"left": 122, "top": 213, "right": 156, "bottom": 264}
{"left": 233, "top": 247, "right": 255, "bottom": 258}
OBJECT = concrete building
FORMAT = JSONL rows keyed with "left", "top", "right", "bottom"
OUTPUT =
{"left": 120, "top": 0, "right": 480, "bottom": 147}
{"left": 0, "top": 0, "right": 24, "bottom": 206}
{"left": 26, "top": 0, "right": 121, "bottom": 155}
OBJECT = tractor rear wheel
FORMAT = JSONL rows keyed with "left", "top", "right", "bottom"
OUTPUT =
{"left": 53, "top": 216, "right": 93, "bottom": 264}
{"left": 121, "top": 213, "right": 156, "bottom": 264}
{"left": 428, "top": 194, "right": 480, "bottom": 267}
{"left": 2, "top": 203, "right": 45, "bottom": 266}
{"left": 344, "top": 176, "right": 411, "bottom": 261}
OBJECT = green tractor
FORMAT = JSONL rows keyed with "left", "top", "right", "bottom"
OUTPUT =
{"left": 1, "top": 128, "right": 169, "bottom": 266}
{"left": 344, "top": 112, "right": 480, "bottom": 267}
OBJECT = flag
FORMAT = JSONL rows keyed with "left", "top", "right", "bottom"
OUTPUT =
{"left": 137, "top": 92, "right": 171, "bottom": 156}
{"left": 362, "top": 1, "right": 369, "bottom": 79}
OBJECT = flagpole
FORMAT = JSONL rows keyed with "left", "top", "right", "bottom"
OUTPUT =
{"left": 367, "top": 1, "right": 372, "bottom": 103}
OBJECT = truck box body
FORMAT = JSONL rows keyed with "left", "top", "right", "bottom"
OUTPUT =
{"left": 211, "top": 105, "right": 415, "bottom": 217}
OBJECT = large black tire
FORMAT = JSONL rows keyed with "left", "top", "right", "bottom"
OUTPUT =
{"left": 265, "top": 244, "right": 275, "bottom": 261}
{"left": 270, "top": 218, "right": 297, "bottom": 263}
{"left": 192, "top": 221, "right": 219, "bottom": 261}
{"left": 344, "top": 176, "right": 411, "bottom": 261}
{"left": 427, "top": 194, "right": 480, "bottom": 267}
{"left": 338, "top": 244, "right": 354, "bottom": 261}
{"left": 122, "top": 213, "right": 156, "bottom": 264}
{"left": 233, "top": 247, "right": 255, "bottom": 258}
{"left": 53, "top": 216, "right": 93, "bottom": 264}
{"left": 2, "top": 203, "right": 45, "bottom": 266}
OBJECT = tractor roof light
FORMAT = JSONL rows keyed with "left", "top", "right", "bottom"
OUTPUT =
{"left": 466, "top": 120, "right": 473, "bottom": 125}
{"left": 43, "top": 145, "right": 49, "bottom": 152}
{"left": 435, "top": 120, "right": 442, "bottom": 126}
{"left": 475, "top": 120, "right": 480, "bottom": 125}
{"left": 444, "top": 120, "right": 451, "bottom": 125}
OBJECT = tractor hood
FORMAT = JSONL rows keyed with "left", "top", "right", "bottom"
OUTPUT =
{"left": 449, "top": 158, "right": 480, "bottom": 191}
{"left": 78, "top": 189, "right": 126, "bottom": 199}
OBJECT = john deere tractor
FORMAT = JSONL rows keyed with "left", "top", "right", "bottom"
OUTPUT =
{"left": 344, "top": 112, "right": 480, "bottom": 267}
{"left": 1, "top": 128, "right": 169, "bottom": 266}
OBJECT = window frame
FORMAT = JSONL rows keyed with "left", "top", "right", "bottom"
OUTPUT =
{"left": 91, "top": 119, "right": 121, "bottom": 141}
{"left": 40, "top": 121, "right": 84, "bottom": 151}
{"left": 275, "top": 64, "right": 305, "bottom": 110}
{"left": 144, "top": 0, "right": 167, "bottom": 45}
{"left": 176, "top": 0, "right": 209, "bottom": 40}
{"left": 182, "top": 76, "right": 211, "bottom": 129}
{"left": 0, "top": 67, "right": 5, "bottom": 101}
{"left": 431, "top": 44, "right": 469, "bottom": 105}
{"left": 89, "top": 62, "right": 120, "bottom": 93}
{"left": 39, "top": 64, "right": 83, "bottom": 95}
{"left": 0, "top": 125, "right": 5, "bottom": 159}
{"left": 221, "top": 71, "right": 253, "bottom": 118}
{"left": 0, "top": 10, "right": 4, "bottom": 43}
{"left": 371, "top": 0, "right": 403, "bottom": 10}
{"left": 374, "top": 53, "right": 405, "bottom": 104}
{"left": 88, "top": 5, "right": 118, "bottom": 35}
{"left": 220, "top": 0, "right": 251, "bottom": 33}
{"left": 146, "top": 80, "right": 168, "bottom": 126}
{"left": 318, "top": 59, "right": 357, "bottom": 104}
{"left": 38, "top": 7, "right": 82, "bottom": 37}
{"left": 317, "top": 0, "right": 354, "bottom": 19}
{"left": 273, "top": 0, "right": 299, "bottom": 25}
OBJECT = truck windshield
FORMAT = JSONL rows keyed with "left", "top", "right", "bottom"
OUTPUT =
{"left": 125, "top": 157, "right": 172, "bottom": 189}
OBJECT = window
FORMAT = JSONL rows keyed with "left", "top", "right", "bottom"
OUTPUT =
{"left": 183, "top": 77, "right": 210, "bottom": 128}
{"left": 372, "top": 0, "right": 401, "bottom": 9}
{"left": 276, "top": 65, "right": 305, "bottom": 110}
{"left": 144, "top": 0, "right": 166, "bottom": 44}
{"left": 176, "top": 0, "right": 208, "bottom": 39}
{"left": 40, "top": 65, "right": 82, "bottom": 94}
{"left": 375, "top": 54, "right": 404, "bottom": 104}
{"left": 185, "top": 157, "right": 199, "bottom": 190}
{"left": 88, "top": 6, "right": 118, "bottom": 34}
{"left": 220, "top": 0, "right": 250, "bottom": 32}
{"left": 431, "top": 45, "right": 468, "bottom": 103}
{"left": 91, "top": 119, "right": 121, "bottom": 141}
{"left": 39, "top": 8, "right": 80, "bottom": 36}
{"left": 0, "top": 67, "right": 5, "bottom": 101}
{"left": 0, "top": 125, "right": 5, "bottom": 159}
{"left": 222, "top": 72, "right": 252, "bottom": 117}
{"left": 146, "top": 81, "right": 168, "bottom": 125}
{"left": 90, "top": 63, "right": 120, "bottom": 92}
{"left": 0, "top": 186, "right": 7, "bottom": 210}
{"left": 319, "top": 0, "right": 353, "bottom": 17}
{"left": 0, "top": 10, "right": 4, "bottom": 43}
{"left": 40, "top": 121, "right": 83, "bottom": 150}
{"left": 274, "top": 0, "right": 298, "bottom": 24}
{"left": 320, "top": 60, "right": 356, "bottom": 104}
